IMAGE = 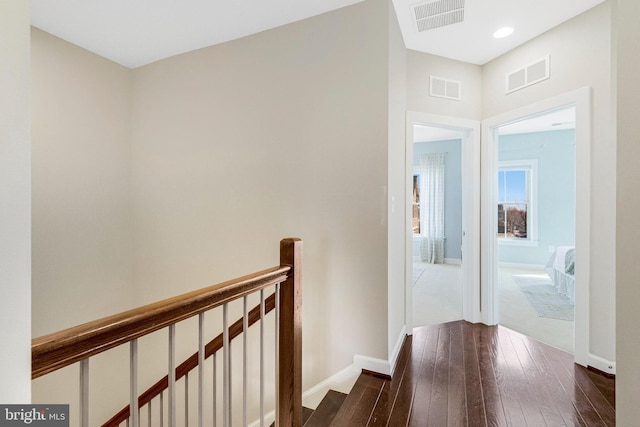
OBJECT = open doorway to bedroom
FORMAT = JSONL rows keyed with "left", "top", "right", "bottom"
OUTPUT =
{"left": 495, "top": 106, "right": 576, "bottom": 354}
{"left": 411, "top": 124, "right": 464, "bottom": 327}
{"left": 405, "top": 112, "right": 480, "bottom": 334}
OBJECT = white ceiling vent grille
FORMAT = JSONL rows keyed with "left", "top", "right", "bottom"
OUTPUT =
{"left": 430, "top": 75, "right": 461, "bottom": 101}
{"left": 506, "top": 55, "right": 551, "bottom": 94}
{"left": 412, "top": 0, "right": 465, "bottom": 32}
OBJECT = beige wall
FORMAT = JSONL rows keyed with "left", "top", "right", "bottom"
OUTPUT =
{"left": 31, "top": 28, "right": 134, "bottom": 337}
{"left": 130, "top": 0, "right": 391, "bottom": 393}
{"left": 30, "top": 28, "right": 134, "bottom": 424}
{"left": 615, "top": 0, "right": 640, "bottom": 422}
{"left": 482, "top": 3, "right": 615, "bottom": 363}
{"left": 0, "top": 0, "right": 31, "bottom": 402}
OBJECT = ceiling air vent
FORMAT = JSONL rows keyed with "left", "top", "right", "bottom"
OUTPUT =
{"left": 430, "top": 75, "right": 461, "bottom": 101}
{"left": 506, "top": 55, "right": 551, "bottom": 94}
{"left": 412, "top": 0, "right": 465, "bottom": 32}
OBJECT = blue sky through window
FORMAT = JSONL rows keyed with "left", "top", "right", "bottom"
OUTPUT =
{"left": 498, "top": 170, "right": 527, "bottom": 202}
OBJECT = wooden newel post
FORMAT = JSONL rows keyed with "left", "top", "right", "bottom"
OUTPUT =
{"left": 277, "top": 238, "right": 303, "bottom": 427}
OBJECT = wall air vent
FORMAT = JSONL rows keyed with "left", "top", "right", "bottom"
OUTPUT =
{"left": 412, "top": 0, "right": 465, "bottom": 32}
{"left": 506, "top": 55, "right": 551, "bottom": 94}
{"left": 430, "top": 75, "right": 461, "bottom": 101}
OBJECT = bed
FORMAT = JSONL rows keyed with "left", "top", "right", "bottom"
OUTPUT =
{"left": 544, "top": 246, "right": 575, "bottom": 303}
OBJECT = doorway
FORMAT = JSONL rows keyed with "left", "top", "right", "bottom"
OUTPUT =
{"left": 495, "top": 106, "right": 576, "bottom": 354}
{"left": 411, "top": 126, "right": 464, "bottom": 327}
{"left": 481, "top": 88, "right": 591, "bottom": 366}
{"left": 405, "top": 112, "right": 481, "bottom": 332}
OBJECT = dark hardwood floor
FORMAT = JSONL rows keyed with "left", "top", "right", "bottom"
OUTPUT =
{"left": 331, "top": 321, "right": 615, "bottom": 426}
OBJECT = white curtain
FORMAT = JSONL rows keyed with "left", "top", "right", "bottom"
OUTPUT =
{"left": 420, "top": 153, "right": 445, "bottom": 264}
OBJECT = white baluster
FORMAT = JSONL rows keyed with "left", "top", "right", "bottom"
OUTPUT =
{"left": 212, "top": 353, "right": 217, "bottom": 427}
{"left": 185, "top": 373, "right": 189, "bottom": 427}
{"left": 198, "top": 313, "right": 205, "bottom": 427}
{"left": 223, "top": 303, "right": 230, "bottom": 427}
{"left": 260, "top": 289, "right": 265, "bottom": 427}
{"left": 79, "top": 358, "right": 89, "bottom": 427}
{"left": 168, "top": 325, "right": 176, "bottom": 427}
{"left": 243, "top": 296, "right": 248, "bottom": 427}
{"left": 130, "top": 339, "right": 139, "bottom": 427}
{"left": 160, "top": 392, "right": 164, "bottom": 427}
{"left": 275, "top": 284, "right": 280, "bottom": 426}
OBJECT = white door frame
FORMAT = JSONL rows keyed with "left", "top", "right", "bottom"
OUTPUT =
{"left": 481, "top": 87, "right": 591, "bottom": 366}
{"left": 405, "top": 111, "right": 482, "bottom": 333}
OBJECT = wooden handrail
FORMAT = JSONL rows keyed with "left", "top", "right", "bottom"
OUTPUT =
{"left": 102, "top": 293, "right": 277, "bottom": 427}
{"left": 32, "top": 266, "right": 289, "bottom": 379}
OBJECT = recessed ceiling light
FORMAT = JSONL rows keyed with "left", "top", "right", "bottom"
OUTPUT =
{"left": 493, "top": 27, "right": 514, "bottom": 39}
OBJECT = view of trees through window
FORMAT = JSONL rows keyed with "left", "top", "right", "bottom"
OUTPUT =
{"left": 498, "top": 169, "right": 528, "bottom": 239}
{"left": 413, "top": 174, "right": 420, "bottom": 234}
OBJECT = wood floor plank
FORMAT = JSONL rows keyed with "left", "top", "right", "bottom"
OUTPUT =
{"left": 583, "top": 367, "right": 615, "bottom": 409}
{"left": 497, "top": 327, "right": 546, "bottom": 426}
{"left": 461, "top": 322, "right": 487, "bottom": 426}
{"left": 521, "top": 334, "right": 588, "bottom": 426}
{"left": 446, "top": 322, "right": 468, "bottom": 427}
{"left": 542, "top": 340, "right": 615, "bottom": 427}
{"left": 539, "top": 341, "right": 607, "bottom": 426}
{"left": 487, "top": 327, "right": 526, "bottom": 427}
{"left": 571, "top": 366, "right": 616, "bottom": 427}
{"left": 473, "top": 324, "right": 508, "bottom": 427}
{"left": 350, "top": 378, "right": 385, "bottom": 426}
{"left": 407, "top": 326, "right": 440, "bottom": 426}
{"left": 387, "top": 327, "right": 430, "bottom": 427}
{"left": 508, "top": 329, "right": 569, "bottom": 426}
{"left": 331, "top": 372, "right": 378, "bottom": 425}
{"left": 426, "top": 325, "right": 451, "bottom": 426}
{"left": 304, "top": 390, "right": 347, "bottom": 427}
{"left": 545, "top": 342, "right": 616, "bottom": 426}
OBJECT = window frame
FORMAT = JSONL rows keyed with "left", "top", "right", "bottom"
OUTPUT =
{"left": 497, "top": 159, "right": 539, "bottom": 247}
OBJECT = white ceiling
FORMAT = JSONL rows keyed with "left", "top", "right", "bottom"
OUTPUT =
{"left": 30, "top": 0, "right": 365, "bottom": 69}
{"left": 30, "top": 0, "right": 606, "bottom": 69}
{"left": 393, "top": 0, "right": 606, "bottom": 65}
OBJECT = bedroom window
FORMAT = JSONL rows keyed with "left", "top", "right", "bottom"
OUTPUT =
{"left": 497, "top": 160, "right": 538, "bottom": 244}
{"left": 413, "top": 173, "right": 421, "bottom": 235}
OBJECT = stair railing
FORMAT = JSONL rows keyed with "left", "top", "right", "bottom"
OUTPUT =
{"left": 32, "top": 238, "right": 302, "bottom": 427}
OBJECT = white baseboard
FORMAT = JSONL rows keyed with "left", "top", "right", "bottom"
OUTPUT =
{"left": 413, "top": 257, "right": 462, "bottom": 265}
{"left": 353, "top": 354, "right": 391, "bottom": 377}
{"left": 389, "top": 326, "right": 407, "bottom": 376}
{"left": 249, "top": 409, "right": 275, "bottom": 427}
{"left": 498, "top": 262, "right": 546, "bottom": 270}
{"left": 588, "top": 353, "right": 616, "bottom": 375}
{"left": 247, "top": 365, "right": 360, "bottom": 427}
{"left": 301, "top": 365, "right": 360, "bottom": 408}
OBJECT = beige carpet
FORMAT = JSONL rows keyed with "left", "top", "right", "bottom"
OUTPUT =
{"left": 412, "top": 261, "right": 463, "bottom": 328}
{"left": 499, "top": 264, "right": 574, "bottom": 354}
{"left": 412, "top": 262, "right": 574, "bottom": 354}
